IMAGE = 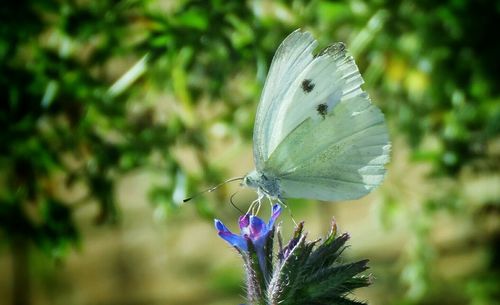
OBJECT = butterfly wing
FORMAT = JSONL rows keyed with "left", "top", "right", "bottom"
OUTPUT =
{"left": 260, "top": 34, "right": 390, "bottom": 201}
{"left": 265, "top": 93, "right": 390, "bottom": 201}
{"left": 253, "top": 30, "right": 317, "bottom": 171}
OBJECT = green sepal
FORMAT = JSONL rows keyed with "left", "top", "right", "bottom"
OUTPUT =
{"left": 268, "top": 234, "right": 316, "bottom": 304}
{"left": 237, "top": 218, "right": 371, "bottom": 305}
{"left": 304, "top": 260, "right": 370, "bottom": 300}
{"left": 305, "top": 233, "right": 351, "bottom": 277}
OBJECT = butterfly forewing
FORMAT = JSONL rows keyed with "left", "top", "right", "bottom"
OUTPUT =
{"left": 253, "top": 30, "right": 317, "bottom": 170}
{"left": 267, "top": 43, "right": 365, "bottom": 155}
{"left": 266, "top": 93, "right": 390, "bottom": 201}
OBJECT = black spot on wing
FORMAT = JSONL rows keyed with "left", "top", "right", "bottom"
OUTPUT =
{"left": 301, "top": 79, "right": 315, "bottom": 93}
{"left": 316, "top": 103, "right": 328, "bottom": 118}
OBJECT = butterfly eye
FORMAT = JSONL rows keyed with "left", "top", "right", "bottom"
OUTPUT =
{"left": 243, "top": 176, "right": 253, "bottom": 187}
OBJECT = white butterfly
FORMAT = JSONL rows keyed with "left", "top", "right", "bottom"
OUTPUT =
{"left": 242, "top": 29, "right": 390, "bottom": 204}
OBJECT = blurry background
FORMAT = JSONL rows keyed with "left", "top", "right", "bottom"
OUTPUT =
{"left": 1, "top": 0, "right": 499, "bottom": 304}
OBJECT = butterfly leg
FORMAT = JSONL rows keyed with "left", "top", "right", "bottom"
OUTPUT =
{"left": 247, "top": 191, "right": 264, "bottom": 215}
{"left": 266, "top": 195, "right": 274, "bottom": 211}
{"left": 275, "top": 196, "right": 298, "bottom": 226}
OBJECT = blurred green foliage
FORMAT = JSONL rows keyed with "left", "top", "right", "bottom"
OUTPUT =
{"left": 372, "top": 0, "right": 500, "bottom": 175}
{"left": 0, "top": 0, "right": 498, "bottom": 304}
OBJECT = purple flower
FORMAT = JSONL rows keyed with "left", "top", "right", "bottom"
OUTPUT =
{"left": 214, "top": 204, "right": 281, "bottom": 255}
{"left": 214, "top": 205, "right": 371, "bottom": 305}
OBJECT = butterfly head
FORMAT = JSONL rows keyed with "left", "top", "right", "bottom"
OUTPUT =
{"left": 242, "top": 170, "right": 260, "bottom": 189}
{"left": 243, "top": 170, "right": 282, "bottom": 200}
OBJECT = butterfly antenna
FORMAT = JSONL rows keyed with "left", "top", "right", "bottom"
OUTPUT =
{"left": 229, "top": 192, "right": 244, "bottom": 214}
{"left": 183, "top": 176, "right": 244, "bottom": 203}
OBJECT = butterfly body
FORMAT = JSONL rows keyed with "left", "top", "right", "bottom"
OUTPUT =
{"left": 243, "top": 170, "right": 282, "bottom": 201}
{"left": 244, "top": 30, "right": 390, "bottom": 203}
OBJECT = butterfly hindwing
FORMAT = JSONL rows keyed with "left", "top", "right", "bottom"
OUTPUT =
{"left": 265, "top": 93, "right": 390, "bottom": 201}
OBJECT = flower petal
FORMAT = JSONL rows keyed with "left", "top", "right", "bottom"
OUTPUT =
{"left": 218, "top": 231, "right": 248, "bottom": 251}
{"left": 215, "top": 219, "right": 248, "bottom": 251}
{"left": 268, "top": 204, "right": 282, "bottom": 228}
{"left": 214, "top": 219, "right": 228, "bottom": 232}
{"left": 249, "top": 215, "right": 267, "bottom": 238}
{"left": 239, "top": 214, "right": 250, "bottom": 231}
